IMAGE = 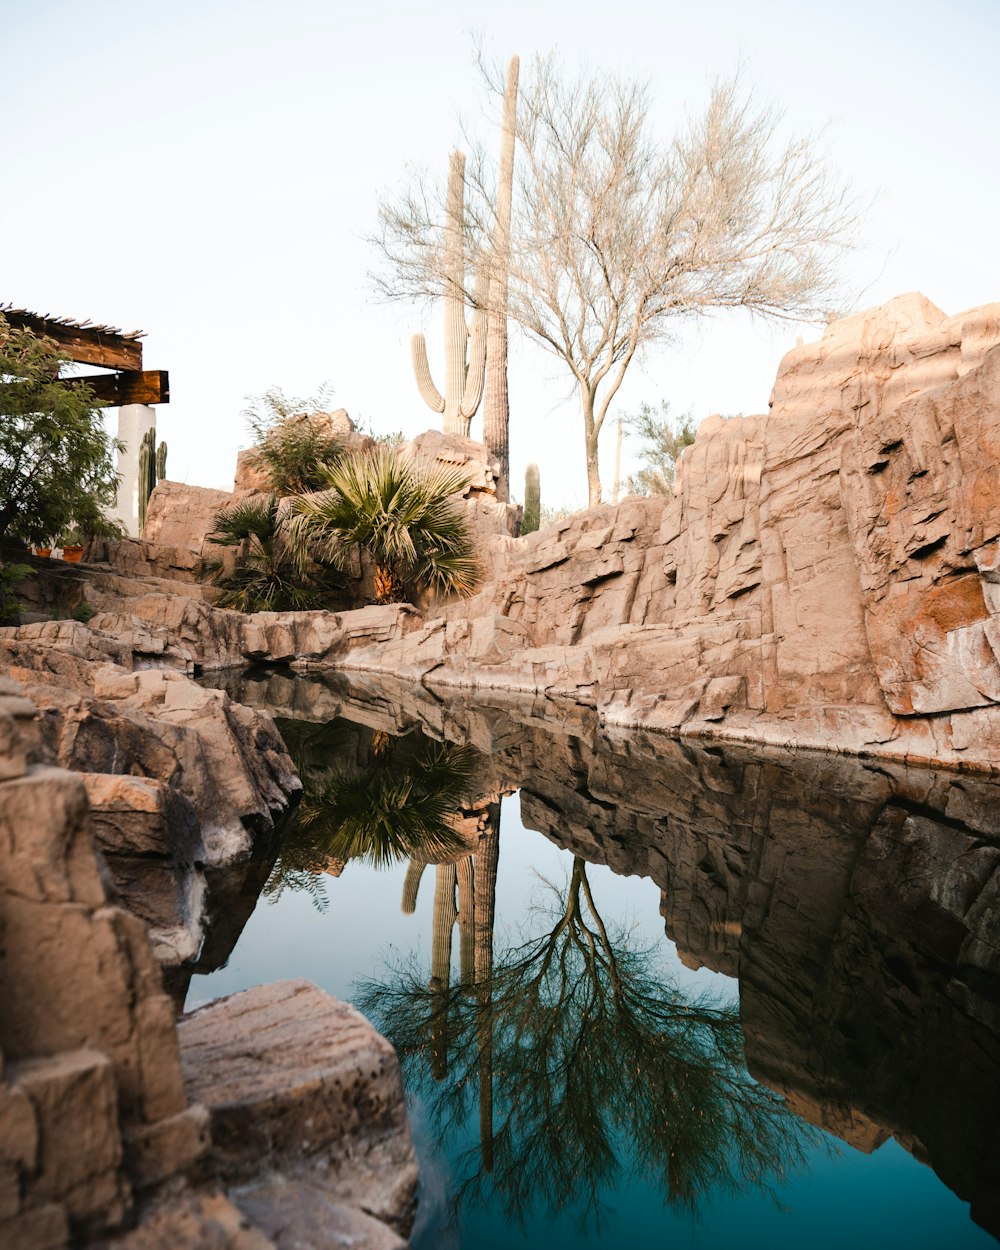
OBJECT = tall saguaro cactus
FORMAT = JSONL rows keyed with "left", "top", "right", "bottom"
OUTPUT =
{"left": 412, "top": 150, "right": 487, "bottom": 437}
{"left": 483, "top": 55, "right": 519, "bottom": 500}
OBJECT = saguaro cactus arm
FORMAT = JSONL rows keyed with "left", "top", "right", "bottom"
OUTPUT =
{"left": 411, "top": 335, "right": 446, "bottom": 413}
{"left": 460, "top": 265, "right": 489, "bottom": 419}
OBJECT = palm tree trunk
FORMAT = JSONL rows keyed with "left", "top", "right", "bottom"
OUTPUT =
{"left": 373, "top": 562, "right": 404, "bottom": 604}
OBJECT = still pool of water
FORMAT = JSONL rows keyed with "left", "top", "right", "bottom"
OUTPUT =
{"left": 187, "top": 669, "right": 1000, "bottom": 1248}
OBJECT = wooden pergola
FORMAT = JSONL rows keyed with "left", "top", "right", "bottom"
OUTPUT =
{"left": 1, "top": 306, "right": 169, "bottom": 406}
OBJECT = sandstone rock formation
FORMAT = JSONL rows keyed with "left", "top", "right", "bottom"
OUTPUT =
{"left": 142, "top": 482, "right": 238, "bottom": 558}
{"left": 0, "top": 688, "right": 421, "bottom": 1249}
{"left": 0, "top": 621, "right": 299, "bottom": 865}
{"left": 16, "top": 293, "right": 1000, "bottom": 770}
{"left": 179, "top": 982, "right": 418, "bottom": 1236}
{"left": 331, "top": 294, "right": 1000, "bottom": 771}
{"left": 0, "top": 684, "right": 209, "bottom": 1247}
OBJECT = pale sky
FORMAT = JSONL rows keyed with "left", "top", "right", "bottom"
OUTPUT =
{"left": 2, "top": 0, "right": 998, "bottom": 509}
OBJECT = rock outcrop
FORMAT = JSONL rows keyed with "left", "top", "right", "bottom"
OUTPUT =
{"left": 179, "top": 982, "right": 418, "bottom": 1235}
{"left": 0, "top": 689, "right": 420, "bottom": 1249}
{"left": 0, "top": 684, "right": 209, "bottom": 1247}
{"left": 0, "top": 621, "right": 299, "bottom": 865}
{"left": 332, "top": 295, "right": 1000, "bottom": 771}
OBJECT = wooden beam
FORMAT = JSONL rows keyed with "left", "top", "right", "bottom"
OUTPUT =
{"left": 64, "top": 370, "right": 170, "bottom": 406}
{"left": 3, "top": 310, "right": 143, "bottom": 371}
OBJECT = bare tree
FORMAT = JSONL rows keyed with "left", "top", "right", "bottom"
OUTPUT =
{"left": 373, "top": 56, "right": 856, "bottom": 507}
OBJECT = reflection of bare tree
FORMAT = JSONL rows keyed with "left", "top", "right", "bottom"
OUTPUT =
{"left": 359, "top": 855, "right": 816, "bottom": 1231}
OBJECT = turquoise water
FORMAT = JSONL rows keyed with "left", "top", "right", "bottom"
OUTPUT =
{"left": 189, "top": 778, "right": 996, "bottom": 1250}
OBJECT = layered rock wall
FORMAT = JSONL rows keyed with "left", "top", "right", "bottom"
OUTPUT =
{"left": 340, "top": 295, "right": 1000, "bottom": 770}
{"left": 0, "top": 685, "right": 419, "bottom": 1249}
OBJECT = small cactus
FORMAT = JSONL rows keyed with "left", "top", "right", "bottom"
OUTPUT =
{"left": 138, "top": 429, "right": 155, "bottom": 531}
{"left": 156, "top": 439, "right": 168, "bottom": 481}
{"left": 522, "top": 463, "right": 540, "bottom": 535}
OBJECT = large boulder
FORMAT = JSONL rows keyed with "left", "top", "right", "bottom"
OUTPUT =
{"left": 141, "top": 482, "right": 238, "bottom": 558}
{"left": 179, "top": 981, "right": 418, "bottom": 1238}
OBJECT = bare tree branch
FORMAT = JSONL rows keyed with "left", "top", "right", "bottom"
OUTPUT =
{"left": 371, "top": 57, "right": 859, "bottom": 506}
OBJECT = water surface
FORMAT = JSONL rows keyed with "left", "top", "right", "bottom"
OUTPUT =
{"left": 189, "top": 669, "right": 1000, "bottom": 1248}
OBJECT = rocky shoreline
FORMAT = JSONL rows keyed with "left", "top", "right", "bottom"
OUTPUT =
{"left": 3, "top": 291, "right": 1000, "bottom": 1246}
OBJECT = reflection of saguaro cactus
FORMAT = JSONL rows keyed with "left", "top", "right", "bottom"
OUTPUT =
{"left": 412, "top": 151, "right": 487, "bottom": 437}
{"left": 138, "top": 428, "right": 168, "bottom": 531}
{"left": 483, "top": 55, "right": 519, "bottom": 500}
{"left": 401, "top": 860, "right": 426, "bottom": 914}
{"left": 430, "top": 861, "right": 458, "bottom": 1080}
{"left": 522, "top": 463, "right": 540, "bottom": 535}
{"left": 474, "top": 802, "right": 501, "bottom": 1171}
{"left": 457, "top": 856, "right": 475, "bottom": 988}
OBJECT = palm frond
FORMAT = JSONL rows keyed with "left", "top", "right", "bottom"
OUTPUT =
{"left": 293, "top": 446, "right": 480, "bottom": 602}
{"left": 207, "top": 495, "right": 280, "bottom": 545}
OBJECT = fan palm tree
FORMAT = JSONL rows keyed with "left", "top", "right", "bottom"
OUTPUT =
{"left": 290, "top": 445, "right": 479, "bottom": 604}
{"left": 203, "top": 494, "right": 343, "bottom": 612}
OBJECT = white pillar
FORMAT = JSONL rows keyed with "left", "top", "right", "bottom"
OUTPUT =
{"left": 109, "top": 404, "right": 156, "bottom": 537}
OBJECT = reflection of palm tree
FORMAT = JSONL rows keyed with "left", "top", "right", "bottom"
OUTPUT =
{"left": 293, "top": 738, "right": 476, "bottom": 869}
{"left": 358, "top": 854, "right": 815, "bottom": 1231}
{"left": 263, "top": 723, "right": 479, "bottom": 908}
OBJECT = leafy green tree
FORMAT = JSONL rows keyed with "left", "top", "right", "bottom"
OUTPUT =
{"left": 203, "top": 494, "right": 343, "bottom": 612}
{"left": 291, "top": 445, "right": 480, "bottom": 603}
{"left": 243, "top": 384, "right": 346, "bottom": 495}
{"left": 626, "top": 401, "right": 698, "bottom": 496}
{"left": 359, "top": 855, "right": 816, "bottom": 1231}
{"left": 0, "top": 315, "right": 122, "bottom": 545}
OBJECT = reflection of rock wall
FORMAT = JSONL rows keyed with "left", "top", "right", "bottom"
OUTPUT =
{"left": 341, "top": 295, "right": 1000, "bottom": 770}
{"left": 517, "top": 727, "right": 1000, "bottom": 1237}
{"left": 295, "top": 675, "right": 1000, "bottom": 1238}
